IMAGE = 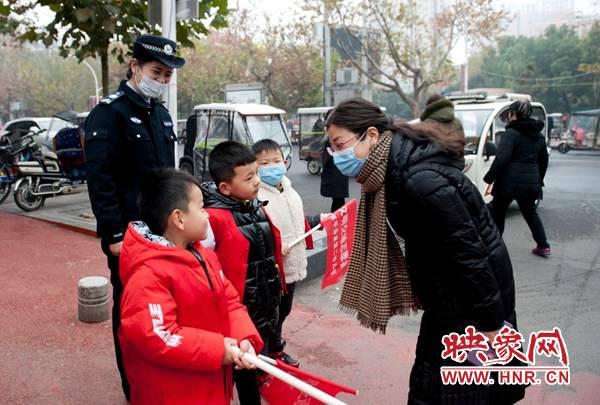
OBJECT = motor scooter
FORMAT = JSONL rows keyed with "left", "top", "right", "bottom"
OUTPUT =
{"left": 13, "top": 123, "right": 86, "bottom": 212}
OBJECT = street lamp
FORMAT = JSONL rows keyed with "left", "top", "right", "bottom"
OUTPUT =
{"left": 81, "top": 60, "right": 100, "bottom": 99}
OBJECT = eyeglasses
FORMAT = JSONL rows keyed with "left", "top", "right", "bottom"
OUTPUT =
{"left": 327, "top": 130, "right": 366, "bottom": 155}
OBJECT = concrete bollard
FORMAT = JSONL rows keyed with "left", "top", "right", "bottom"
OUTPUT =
{"left": 78, "top": 276, "right": 110, "bottom": 323}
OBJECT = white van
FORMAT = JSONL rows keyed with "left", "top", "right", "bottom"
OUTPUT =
{"left": 415, "top": 92, "right": 549, "bottom": 201}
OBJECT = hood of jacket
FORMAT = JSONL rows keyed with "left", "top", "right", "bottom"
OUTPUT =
{"left": 120, "top": 221, "right": 199, "bottom": 285}
{"left": 392, "top": 131, "right": 465, "bottom": 174}
{"left": 507, "top": 118, "right": 545, "bottom": 136}
{"left": 201, "top": 181, "right": 266, "bottom": 213}
{"left": 420, "top": 98, "right": 456, "bottom": 124}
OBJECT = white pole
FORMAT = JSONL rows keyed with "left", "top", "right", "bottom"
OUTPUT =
{"left": 463, "top": 38, "right": 469, "bottom": 92}
{"left": 232, "top": 348, "right": 349, "bottom": 405}
{"left": 288, "top": 223, "right": 322, "bottom": 249}
{"left": 324, "top": 4, "right": 332, "bottom": 106}
{"left": 162, "top": 0, "right": 179, "bottom": 166}
{"left": 82, "top": 60, "right": 99, "bottom": 99}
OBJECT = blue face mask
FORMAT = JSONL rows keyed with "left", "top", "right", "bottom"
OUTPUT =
{"left": 258, "top": 163, "right": 286, "bottom": 187}
{"left": 331, "top": 132, "right": 367, "bottom": 177}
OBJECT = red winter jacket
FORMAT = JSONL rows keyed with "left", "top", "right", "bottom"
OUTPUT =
{"left": 119, "top": 222, "right": 263, "bottom": 405}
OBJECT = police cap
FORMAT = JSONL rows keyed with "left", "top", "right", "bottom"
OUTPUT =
{"left": 133, "top": 35, "right": 185, "bottom": 69}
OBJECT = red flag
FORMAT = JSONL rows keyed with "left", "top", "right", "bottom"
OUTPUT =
{"left": 320, "top": 199, "right": 357, "bottom": 289}
{"left": 259, "top": 359, "right": 358, "bottom": 405}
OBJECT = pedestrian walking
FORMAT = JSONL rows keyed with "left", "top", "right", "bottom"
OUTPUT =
{"left": 325, "top": 98, "right": 526, "bottom": 404}
{"left": 84, "top": 35, "right": 185, "bottom": 400}
{"left": 484, "top": 99, "right": 551, "bottom": 257}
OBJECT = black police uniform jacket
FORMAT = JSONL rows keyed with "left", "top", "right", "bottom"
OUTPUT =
{"left": 201, "top": 182, "right": 284, "bottom": 340}
{"left": 84, "top": 81, "right": 176, "bottom": 244}
{"left": 385, "top": 133, "right": 517, "bottom": 332}
{"left": 484, "top": 118, "right": 548, "bottom": 199}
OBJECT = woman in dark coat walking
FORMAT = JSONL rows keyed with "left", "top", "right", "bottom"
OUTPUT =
{"left": 325, "top": 98, "right": 526, "bottom": 404}
{"left": 484, "top": 99, "right": 550, "bottom": 257}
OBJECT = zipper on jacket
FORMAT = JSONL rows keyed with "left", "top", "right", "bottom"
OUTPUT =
{"left": 188, "top": 247, "right": 214, "bottom": 290}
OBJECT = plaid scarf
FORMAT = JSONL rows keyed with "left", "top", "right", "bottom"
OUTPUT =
{"left": 339, "top": 130, "right": 420, "bottom": 333}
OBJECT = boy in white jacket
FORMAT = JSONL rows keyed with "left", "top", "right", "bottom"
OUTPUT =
{"left": 252, "top": 139, "right": 320, "bottom": 368}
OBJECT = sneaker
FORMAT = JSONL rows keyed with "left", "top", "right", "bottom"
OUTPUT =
{"left": 270, "top": 351, "right": 300, "bottom": 368}
{"left": 532, "top": 247, "right": 551, "bottom": 257}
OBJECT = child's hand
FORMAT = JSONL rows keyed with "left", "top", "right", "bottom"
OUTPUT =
{"left": 282, "top": 243, "right": 291, "bottom": 256}
{"left": 109, "top": 242, "right": 123, "bottom": 256}
{"left": 320, "top": 213, "right": 331, "bottom": 223}
{"left": 235, "top": 339, "right": 257, "bottom": 370}
{"left": 222, "top": 337, "right": 239, "bottom": 365}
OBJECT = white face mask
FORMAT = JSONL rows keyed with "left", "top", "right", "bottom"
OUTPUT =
{"left": 134, "top": 67, "right": 167, "bottom": 99}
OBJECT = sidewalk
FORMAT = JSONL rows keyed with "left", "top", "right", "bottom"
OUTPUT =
{"left": 0, "top": 212, "right": 594, "bottom": 404}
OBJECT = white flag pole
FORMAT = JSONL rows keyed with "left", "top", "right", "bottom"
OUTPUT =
{"left": 288, "top": 223, "right": 322, "bottom": 249}
{"left": 232, "top": 348, "right": 349, "bottom": 405}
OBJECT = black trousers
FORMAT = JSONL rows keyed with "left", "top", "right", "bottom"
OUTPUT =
{"left": 489, "top": 193, "right": 550, "bottom": 249}
{"left": 101, "top": 240, "right": 130, "bottom": 401}
{"left": 331, "top": 197, "right": 345, "bottom": 212}
{"left": 271, "top": 282, "right": 296, "bottom": 353}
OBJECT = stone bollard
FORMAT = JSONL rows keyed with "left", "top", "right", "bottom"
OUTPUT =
{"left": 78, "top": 276, "right": 110, "bottom": 323}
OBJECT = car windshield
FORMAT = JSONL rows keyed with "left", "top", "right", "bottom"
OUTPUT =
{"left": 48, "top": 117, "right": 75, "bottom": 136}
{"left": 245, "top": 115, "right": 287, "bottom": 143}
{"left": 300, "top": 113, "right": 325, "bottom": 135}
{"left": 244, "top": 114, "right": 291, "bottom": 158}
{"left": 36, "top": 119, "right": 52, "bottom": 130}
{"left": 454, "top": 109, "right": 494, "bottom": 154}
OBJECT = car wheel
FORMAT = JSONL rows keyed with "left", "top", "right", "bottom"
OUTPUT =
{"left": 307, "top": 159, "right": 321, "bottom": 175}
{"left": 179, "top": 160, "right": 193, "bottom": 175}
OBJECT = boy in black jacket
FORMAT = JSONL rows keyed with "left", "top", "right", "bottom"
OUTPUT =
{"left": 201, "top": 141, "right": 284, "bottom": 405}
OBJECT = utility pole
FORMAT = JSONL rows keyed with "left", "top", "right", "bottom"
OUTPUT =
{"left": 162, "top": 0, "right": 179, "bottom": 165}
{"left": 323, "top": 3, "right": 332, "bottom": 106}
{"left": 82, "top": 60, "right": 100, "bottom": 99}
{"left": 360, "top": 25, "right": 369, "bottom": 100}
{"left": 461, "top": 39, "right": 469, "bottom": 92}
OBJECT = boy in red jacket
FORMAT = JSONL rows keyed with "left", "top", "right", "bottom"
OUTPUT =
{"left": 201, "top": 141, "right": 284, "bottom": 405}
{"left": 118, "top": 169, "right": 263, "bottom": 405}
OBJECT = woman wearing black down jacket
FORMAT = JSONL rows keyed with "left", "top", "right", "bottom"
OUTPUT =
{"left": 484, "top": 99, "right": 550, "bottom": 257}
{"left": 325, "top": 98, "right": 526, "bottom": 404}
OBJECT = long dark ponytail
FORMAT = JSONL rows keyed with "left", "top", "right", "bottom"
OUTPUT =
{"left": 325, "top": 98, "right": 465, "bottom": 157}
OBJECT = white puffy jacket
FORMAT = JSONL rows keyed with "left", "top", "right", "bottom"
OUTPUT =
{"left": 258, "top": 177, "right": 308, "bottom": 284}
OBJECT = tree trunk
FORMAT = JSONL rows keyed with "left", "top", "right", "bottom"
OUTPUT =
{"left": 100, "top": 46, "right": 109, "bottom": 97}
{"left": 410, "top": 93, "right": 422, "bottom": 118}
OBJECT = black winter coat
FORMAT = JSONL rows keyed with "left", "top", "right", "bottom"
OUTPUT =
{"left": 483, "top": 119, "right": 548, "bottom": 198}
{"left": 201, "top": 182, "right": 281, "bottom": 336}
{"left": 320, "top": 139, "right": 349, "bottom": 198}
{"left": 85, "top": 81, "right": 176, "bottom": 243}
{"left": 385, "top": 133, "right": 517, "bottom": 332}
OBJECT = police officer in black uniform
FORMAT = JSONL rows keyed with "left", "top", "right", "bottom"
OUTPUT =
{"left": 84, "top": 35, "right": 185, "bottom": 400}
